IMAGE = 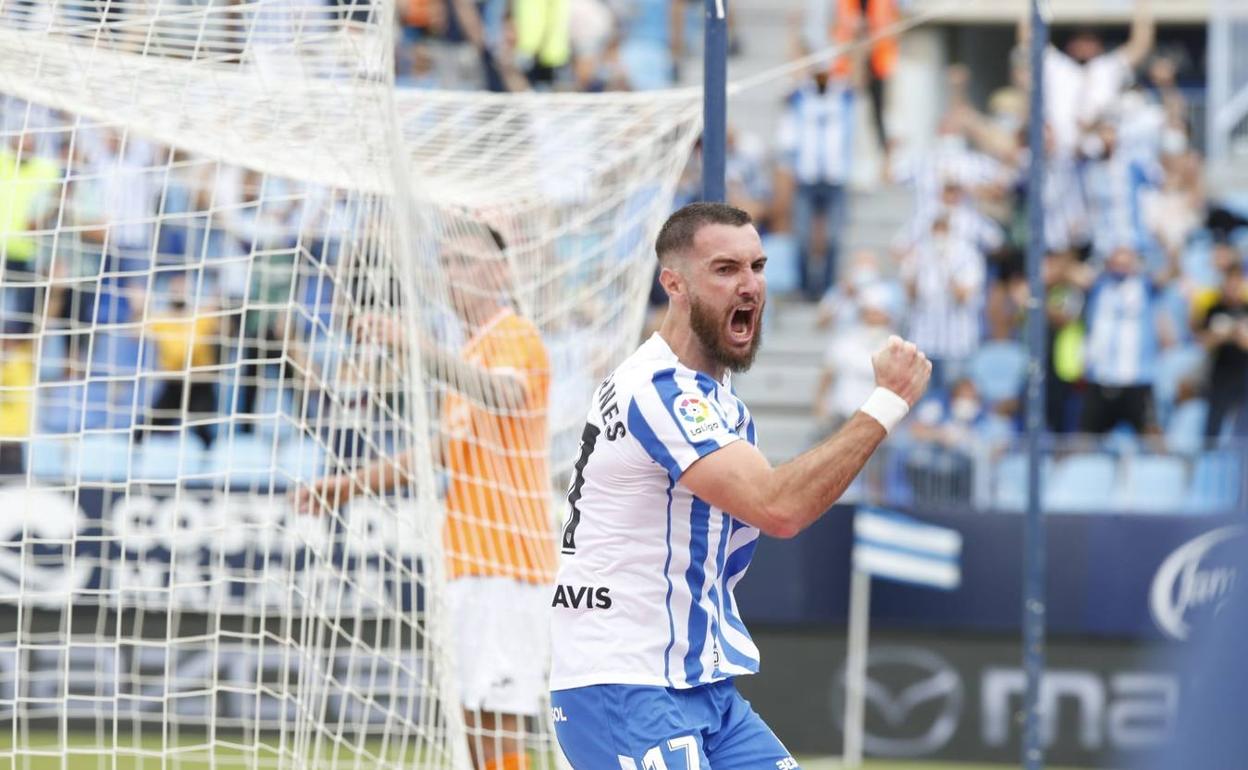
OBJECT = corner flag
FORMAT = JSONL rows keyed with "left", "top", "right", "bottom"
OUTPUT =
{"left": 852, "top": 508, "right": 962, "bottom": 590}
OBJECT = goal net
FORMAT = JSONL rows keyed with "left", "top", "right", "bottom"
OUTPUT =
{"left": 0, "top": 2, "right": 701, "bottom": 767}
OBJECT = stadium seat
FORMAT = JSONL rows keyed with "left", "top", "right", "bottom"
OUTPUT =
{"left": 38, "top": 382, "right": 86, "bottom": 434}
{"left": 36, "top": 334, "right": 69, "bottom": 381}
{"left": 1189, "top": 451, "right": 1242, "bottom": 514}
{"left": 1118, "top": 454, "right": 1189, "bottom": 513}
{"left": 280, "top": 438, "right": 325, "bottom": 483}
{"left": 1101, "top": 424, "right": 1142, "bottom": 456}
{"left": 206, "top": 433, "right": 277, "bottom": 487}
{"left": 991, "top": 453, "right": 1052, "bottom": 513}
{"left": 84, "top": 331, "right": 152, "bottom": 430}
{"left": 1165, "top": 398, "right": 1209, "bottom": 456}
{"left": 1047, "top": 453, "right": 1118, "bottom": 513}
{"left": 1153, "top": 345, "right": 1204, "bottom": 426}
{"left": 252, "top": 385, "right": 300, "bottom": 441}
{"left": 27, "top": 436, "right": 75, "bottom": 480}
{"left": 135, "top": 436, "right": 206, "bottom": 482}
{"left": 76, "top": 433, "right": 134, "bottom": 481}
{"left": 969, "top": 340, "right": 1028, "bottom": 404}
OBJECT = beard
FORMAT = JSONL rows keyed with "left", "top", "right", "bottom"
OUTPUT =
{"left": 688, "top": 292, "right": 763, "bottom": 374}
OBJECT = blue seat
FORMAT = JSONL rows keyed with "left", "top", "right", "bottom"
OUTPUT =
{"left": 84, "top": 331, "right": 153, "bottom": 430}
{"left": 969, "top": 341, "right": 1028, "bottom": 404}
{"left": 280, "top": 438, "right": 324, "bottom": 483}
{"left": 76, "top": 433, "right": 134, "bottom": 482}
{"left": 38, "top": 382, "right": 87, "bottom": 434}
{"left": 992, "top": 453, "right": 1052, "bottom": 512}
{"left": 206, "top": 434, "right": 277, "bottom": 487}
{"left": 1189, "top": 451, "right": 1242, "bottom": 513}
{"left": 135, "top": 436, "right": 206, "bottom": 482}
{"left": 1047, "top": 453, "right": 1118, "bottom": 512}
{"left": 27, "top": 436, "right": 75, "bottom": 480}
{"left": 247, "top": 383, "right": 303, "bottom": 441}
{"left": 1165, "top": 399, "right": 1208, "bottom": 456}
{"left": 1101, "top": 424, "right": 1142, "bottom": 456}
{"left": 1119, "top": 455, "right": 1188, "bottom": 513}
{"left": 37, "top": 334, "right": 69, "bottom": 381}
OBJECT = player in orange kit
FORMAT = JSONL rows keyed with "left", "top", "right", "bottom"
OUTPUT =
{"left": 298, "top": 226, "right": 554, "bottom": 770}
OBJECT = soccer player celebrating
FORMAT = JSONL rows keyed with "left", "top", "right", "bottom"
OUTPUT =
{"left": 297, "top": 227, "right": 555, "bottom": 770}
{"left": 549, "top": 203, "right": 931, "bottom": 768}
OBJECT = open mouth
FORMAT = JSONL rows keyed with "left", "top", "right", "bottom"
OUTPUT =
{"left": 728, "top": 306, "right": 755, "bottom": 344}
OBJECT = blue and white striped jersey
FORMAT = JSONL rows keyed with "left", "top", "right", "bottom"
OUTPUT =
{"left": 549, "top": 334, "right": 762, "bottom": 691}
{"left": 776, "top": 80, "right": 855, "bottom": 186}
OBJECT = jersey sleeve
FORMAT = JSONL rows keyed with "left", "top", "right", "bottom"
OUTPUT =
{"left": 483, "top": 317, "right": 549, "bottom": 407}
{"left": 625, "top": 368, "right": 741, "bottom": 483}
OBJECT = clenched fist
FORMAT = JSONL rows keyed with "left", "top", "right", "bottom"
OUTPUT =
{"left": 872, "top": 335, "right": 932, "bottom": 407}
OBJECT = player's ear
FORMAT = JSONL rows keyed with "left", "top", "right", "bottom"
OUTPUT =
{"left": 657, "top": 263, "right": 684, "bottom": 300}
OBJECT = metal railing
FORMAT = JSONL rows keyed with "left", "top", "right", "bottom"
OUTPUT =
{"left": 840, "top": 434, "right": 1248, "bottom": 515}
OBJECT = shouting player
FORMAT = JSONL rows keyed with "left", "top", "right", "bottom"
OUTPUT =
{"left": 549, "top": 203, "right": 931, "bottom": 768}
{"left": 298, "top": 227, "right": 555, "bottom": 770}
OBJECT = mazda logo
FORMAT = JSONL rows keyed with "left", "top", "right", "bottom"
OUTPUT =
{"left": 830, "top": 645, "right": 963, "bottom": 757}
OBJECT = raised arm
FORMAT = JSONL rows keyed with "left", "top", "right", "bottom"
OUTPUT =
{"left": 293, "top": 448, "right": 420, "bottom": 513}
{"left": 680, "top": 336, "right": 930, "bottom": 538}
{"left": 355, "top": 314, "right": 528, "bottom": 411}
{"left": 1117, "top": 0, "right": 1155, "bottom": 69}
{"left": 421, "top": 341, "right": 529, "bottom": 411}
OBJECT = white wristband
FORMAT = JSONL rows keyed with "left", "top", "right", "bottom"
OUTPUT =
{"left": 860, "top": 387, "right": 910, "bottom": 434}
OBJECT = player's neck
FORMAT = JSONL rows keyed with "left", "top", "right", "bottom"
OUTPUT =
{"left": 460, "top": 300, "right": 508, "bottom": 336}
{"left": 657, "top": 313, "right": 725, "bottom": 382}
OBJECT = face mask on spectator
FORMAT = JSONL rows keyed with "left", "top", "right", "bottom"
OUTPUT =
{"left": 851, "top": 266, "right": 879, "bottom": 289}
{"left": 993, "top": 114, "right": 1022, "bottom": 134}
{"left": 1161, "top": 128, "right": 1188, "bottom": 156}
{"left": 1081, "top": 134, "right": 1107, "bottom": 159}
{"left": 950, "top": 397, "right": 980, "bottom": 423}
{"left": 936, "top": 133, "right": 968, "bottom": 155}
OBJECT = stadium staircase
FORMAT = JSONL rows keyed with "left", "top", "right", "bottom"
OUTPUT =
{"left": 737, "top": 185, "right": 914, "bottom": 465}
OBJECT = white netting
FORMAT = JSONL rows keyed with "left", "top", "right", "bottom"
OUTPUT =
{"left": 0, "top": 1, "right": 701, "bottom": 767}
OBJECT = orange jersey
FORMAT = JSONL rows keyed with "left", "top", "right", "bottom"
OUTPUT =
{"left": 831, "top": 0, "right": 898, "bottom": 80}
{"left": 442, "top": 308, "right": 556, "bottom": 584}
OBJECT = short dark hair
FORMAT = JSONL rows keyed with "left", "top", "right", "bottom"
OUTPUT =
{"left": 655, "top": 202, "right": 751, "bottom": 263}
{"left": 485, "top": 225, "right": 506, "bottom": 252}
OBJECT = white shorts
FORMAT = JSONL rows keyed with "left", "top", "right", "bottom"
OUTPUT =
{"left": 446, "top": 576, "right": 551, "bottom": 716}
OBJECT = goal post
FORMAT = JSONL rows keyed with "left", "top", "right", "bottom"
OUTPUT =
{"left": 0, "top": 2, "right": 702, "bottom": 767}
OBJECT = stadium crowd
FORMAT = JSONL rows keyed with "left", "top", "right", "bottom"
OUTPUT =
{"left": 661, "top": 0, "right": 1247, "bottom": 509}
{"left": 1, "top": 0, "right": 1246, "bottom": 513}
{"left": 396, "top": 0, "right": 732, "bottom": 92}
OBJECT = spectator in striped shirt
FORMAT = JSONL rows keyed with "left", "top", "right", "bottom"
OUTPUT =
{"left": 1079, "top": 245, "right": 1175, "bottom": 435}
{"left": 776, "top": 63, "right": 858, "bottom": 300}
{"left": 1081, "top": 116, "right": 1164, "bottom": 264}
{"left": 894, "top": 175, "right": 1005, "bottom": 266}
{"left": 900, "top": 212, "right": 986, "bottom": 391}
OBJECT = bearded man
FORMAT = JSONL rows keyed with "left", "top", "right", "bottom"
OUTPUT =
{"left": 548, "top": 202, "right": 932, "bottom": 768}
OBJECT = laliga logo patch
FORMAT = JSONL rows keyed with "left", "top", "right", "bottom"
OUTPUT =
{"left": 673, "top": 394, "right": 721, "bottom": 440}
